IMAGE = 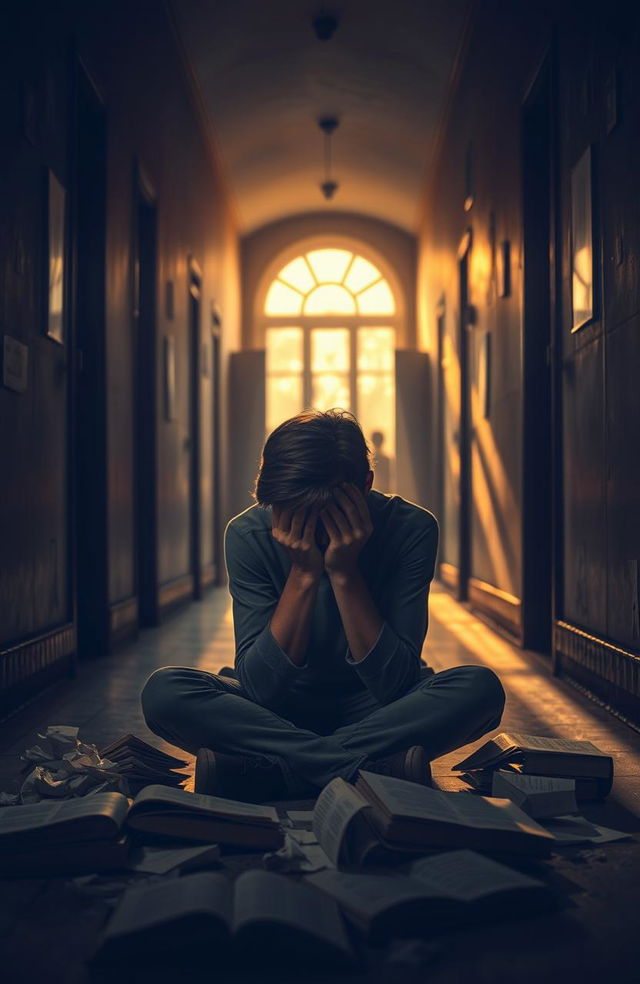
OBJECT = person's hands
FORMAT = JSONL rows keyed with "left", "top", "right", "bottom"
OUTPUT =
{"left": 321, "top": 483, "right": 373, "bottom": 578}
{"left": 272, "top": 505, "right": 324, "bottom": 581}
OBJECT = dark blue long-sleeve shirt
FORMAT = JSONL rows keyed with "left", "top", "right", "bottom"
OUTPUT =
{"left": 224, "top": 490, "right": 439, "bottom": 710}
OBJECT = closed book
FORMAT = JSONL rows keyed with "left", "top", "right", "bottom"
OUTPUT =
{"left": 452, "top": 733, "right": 613, "bottom": 792}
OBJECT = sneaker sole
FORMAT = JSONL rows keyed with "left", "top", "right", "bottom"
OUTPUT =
{"left": 194, "top": 747, "right": 217, "bottom": 795}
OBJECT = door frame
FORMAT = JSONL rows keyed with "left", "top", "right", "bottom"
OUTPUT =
{"left": 435, "top": 294, "right": 446, "bottom": 576}
{"left": 69, "top": 53, "right": 109, "bottom": 656}
{"left": 188, "top": 256, "right": 203, "bottom": 600}
{"left": 521, "top": 46, "right": 561, "bottom": 655}
{"left": 457, "top": 228, "right": 473, "bottom": 602}
{"left": 132, "top": 160, "right": 159, "bottom": 626}
{"left": 210, "top": 320, "right": 222, "bottom": 584}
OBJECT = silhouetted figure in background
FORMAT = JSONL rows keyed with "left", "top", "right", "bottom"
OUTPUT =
{"left": 142, "top": 410, "right": 504, "bottom": 802}
{"left": 371, "top": 430, "right": 391, "bottom": 492}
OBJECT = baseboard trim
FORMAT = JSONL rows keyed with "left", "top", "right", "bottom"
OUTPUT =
{"left": 158, "top": 573, "right": 194, "bottom": 616}
{"left": 109, "top": 596, "right": 139, "bottom": 648}
{"left": 0, "top": 624, "right": 76, "bottom": 720}
{"left": 555, "top": 620, "right": 640, "bottom": 725}
{"left": 439, "top": 562, "right": 460, "bottom": 593}
{"left": 468, "top": 577, "right": 522, "bottom": 641}
{"left": 201, "top": 562, "right": 217, "bottom": 588}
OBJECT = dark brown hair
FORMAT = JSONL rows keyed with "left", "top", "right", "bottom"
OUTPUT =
{"left": 254, "top": 409, "right": 371, "bottom": 509}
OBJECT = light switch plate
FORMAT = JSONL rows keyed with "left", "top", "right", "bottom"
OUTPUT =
{"left": 2, "top": 335, "right": 29, "bottom": 393}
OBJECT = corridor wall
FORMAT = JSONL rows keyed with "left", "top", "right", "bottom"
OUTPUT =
{"left": 0, "top": 1, "right": 240, "bottom": 714}
{"left": 418, "top": 0, "right": 640, "bottom": 720}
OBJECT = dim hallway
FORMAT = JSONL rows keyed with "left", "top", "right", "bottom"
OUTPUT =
{"left": 1, "top": 587, "right": 640, "bottom": 980}
{"left": 3, "top": 0, "right": 640, "bottom": 979}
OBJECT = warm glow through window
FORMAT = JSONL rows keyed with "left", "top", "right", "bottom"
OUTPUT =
{"left": 263, "top": 248, "right": 399, "bottom": 487}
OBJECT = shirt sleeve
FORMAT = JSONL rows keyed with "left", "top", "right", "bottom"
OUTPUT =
{"left": 224, "top": 522, "right": 306, "bottom": 709}
{"left": 345, "top": 517, "right": 439, "bottom": 704}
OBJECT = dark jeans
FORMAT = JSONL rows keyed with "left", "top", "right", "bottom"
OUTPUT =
{"left": 141, "top": 663, "right": 505, "bottom": 795}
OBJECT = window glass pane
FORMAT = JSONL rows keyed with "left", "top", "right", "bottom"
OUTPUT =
{"left": 306, "top": 249, "right": 353, "bottom": 284}
{"left": 311, "top": 328, "right": 350, "bottom": 372}
{"left": 357, "top": 372, "right": 396, "bottom": 464}
{"left": 265, "top": 280, "right": 303, "bottom": 315}
{"left": 344, "top": 256, "right": 381, "bottom": 294}
{"left": 277, "top": 256, "right": 316, "bottom": 294}
{"left": 266, "top": 327, "right": 303, "bottom": 373}
{"left": 357, "top": 327, "right": 395, "bottom": 371}
{"left": 266, "top": 375, "right": 303, "bottom": 434}
{"left": 304, "top": 284, "right": 356, "bottom": 315}
{"left": 312, "top": 373, "right": 351, "bottom": 411}
{"left": 356, "top": 279, "right": 395, "bottom": 315}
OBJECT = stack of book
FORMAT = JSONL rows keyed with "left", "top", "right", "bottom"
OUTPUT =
{"left": 100, "top": 734, "right": 188, "bottom": 794}
{"left": 0, "top": 785, "right": 284, "bottom": 877}
{"left": 452, "top": 733, "right": 614, "bottom": 806}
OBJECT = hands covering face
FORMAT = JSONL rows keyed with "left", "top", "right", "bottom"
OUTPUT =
{"left": 271, "top": 483, "right": 373, "bottom": 579}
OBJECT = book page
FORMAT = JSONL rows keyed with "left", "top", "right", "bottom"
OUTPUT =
{"left": 359, "top": 772, "right": 463, "bottom": 823}
{"left": 493, "top": 773, "right": 576, "bottom": 795}
{"left": 541, "top": 815, "right": 630, "bottom": 845}
{"left": 131, "top": 785, "right": 279, "bottom": 823}
{"left": 360, "top": 773, "right": 551, "bottom": 837}
{"left": 0, "top": 792, "right": 128, "bottom": 837}
{"left": 102, "top": 872, "right": 232, "bottom": 941}
{"left": 491, "top": 771, "right": 577, "bottom": 818}
{"left": 503, "top": 734, "right": 606, "bottom": 757}
{"left": 233, "top": 870, "right": 351, "bottom": 954}
{"left": 410, "top": 849, "right": 543, "bottom": 902}
{"left": 307, "top": 870, "right": 436, "bottom": 921}
{"left": 312, "top": 777, "right": 370, "bottom": 865}
{"left": 132, "top": 844, "right": 221, "bottom": 875}
{"left": 451, "top": 735, "right": 516, "bottom": 771}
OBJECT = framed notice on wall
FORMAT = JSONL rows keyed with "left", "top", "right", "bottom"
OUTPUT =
{"left": 46, "top": 169, "right": 66, "bottom": 344}
{"left": 570, "top": 147, "right": 594, "bottom": 332}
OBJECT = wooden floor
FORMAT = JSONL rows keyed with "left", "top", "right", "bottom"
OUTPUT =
{"left": 1, "top": 585, "right": 640, "bottom": 983}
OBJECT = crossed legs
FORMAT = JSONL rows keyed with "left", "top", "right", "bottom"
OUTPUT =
{"left": 141, "top": 664, "right": 505, "bottom": 795}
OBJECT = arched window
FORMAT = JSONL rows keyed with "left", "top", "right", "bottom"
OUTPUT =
{"left": 262, "top": 248, "right": 398, "bottom": 474}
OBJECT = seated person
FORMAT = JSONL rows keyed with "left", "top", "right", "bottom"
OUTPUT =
{"left": 142, "top": 409, "right": 505, "bottom": 801}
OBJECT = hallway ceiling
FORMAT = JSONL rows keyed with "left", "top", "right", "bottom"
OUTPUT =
{"left": 171, "top": 0, "right": 470, "bottom": 235}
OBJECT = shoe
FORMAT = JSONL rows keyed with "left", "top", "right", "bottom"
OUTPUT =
{"left": 194, "top": 747, "right": 287, "bottom": 803}
{"left": 361, "top": 745, "right": 432, "bottom": 786}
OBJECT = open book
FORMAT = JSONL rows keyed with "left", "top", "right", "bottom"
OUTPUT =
{"left": 311, "top": 773, "right": 554, "bottom": 865}
{"left": 0, "top": 785, "right": 283, "bottom": 855}
{"left": 354, "top": 771, "right": 555, "bottom": 856}
{"left": 307, "top": 848, "right": 553, "bottom": 940}
{"left": 452, "top": 733, "right": 613, "bottom": 792}
{"left": 94, "top": 870, "right": 355, "bottom": 968}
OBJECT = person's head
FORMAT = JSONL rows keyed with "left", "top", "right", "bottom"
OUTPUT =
{"left": 371, "top": 430, "right": 384, "bottom": 450}
{"left": 254, "top": 408, "right": 373, "bottom": 512}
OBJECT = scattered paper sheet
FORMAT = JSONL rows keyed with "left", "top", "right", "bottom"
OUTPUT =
{"left": 287, "top": 828, "right": 319, "bottom": 846}
{"left": 263, "top": 833, "right": 333, "bottom": 873}
{"left": 542, "top": 814, "right": 631, "bottom": 845}
{"left": 131, "top": 844, "right": 221, "bottom": 875}
{"left": 2, "top": 725, "right": 130, "bottom": 804}
{"left": 286, "top": 810, "right": 315, "bottom": 824}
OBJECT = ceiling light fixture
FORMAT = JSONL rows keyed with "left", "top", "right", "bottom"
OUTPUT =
{"left": 318, "top": 116, "right": 339, "bottom": 201}
{"left": 312, "top": 12, "right": 339, "bottom": 41}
